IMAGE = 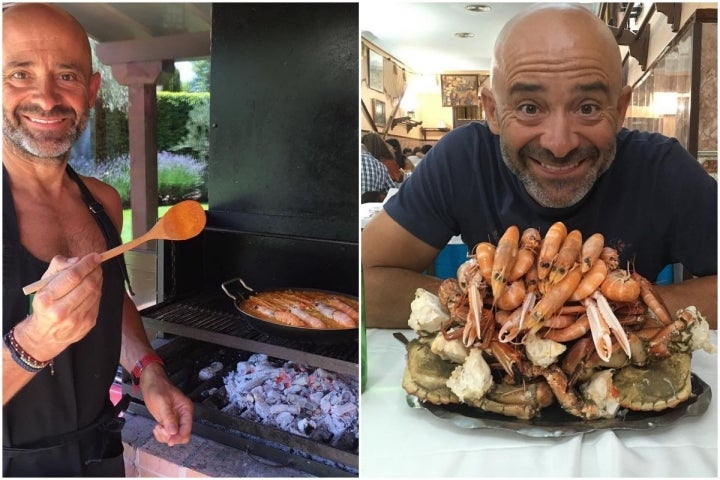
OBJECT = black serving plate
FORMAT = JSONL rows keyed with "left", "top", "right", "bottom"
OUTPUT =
{"left": 407, "top": 373, "right": 712, "bottom": 438}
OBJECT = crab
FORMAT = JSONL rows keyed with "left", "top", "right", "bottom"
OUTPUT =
{"left": 402, "top": 336, "right": 459, "bottom": 405}
{"left": 528, "top": 352, "right": 694, "bottom": 420}
{"left": 402, "top": 336, "right": 554, "bottom": 420}
{"left": 612, "top": 352, "right": 693, "bottom": 411}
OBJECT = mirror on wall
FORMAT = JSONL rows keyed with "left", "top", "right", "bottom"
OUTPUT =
{"left": 368, "top": 49, "right": 384, "bottom": 93}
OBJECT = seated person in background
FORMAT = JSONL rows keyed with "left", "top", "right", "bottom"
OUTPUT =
{"left": 361, "top": 3, "right": 717, "bottom": 329}
{"left": 361, "top": 144, "right": 396, "bottom": 203}
{"left": 362, "top": 132, "right": 404, "bottom": 183}
{"left": 386, "top": 138, "right": 413, "bottom": 173}
{"left": 406, "top": 147, "right": 422, "bottom": 167}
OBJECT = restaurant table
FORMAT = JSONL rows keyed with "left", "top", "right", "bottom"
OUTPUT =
{"left": 360, "top": 328, "right": 718, "bottom": 477}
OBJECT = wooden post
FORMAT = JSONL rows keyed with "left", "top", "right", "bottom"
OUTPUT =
{"left": 110, "top": 61, "right": 165, "bottom": 250}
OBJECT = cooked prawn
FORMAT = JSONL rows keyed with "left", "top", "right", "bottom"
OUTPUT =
{"left": 537, "top": 222, "right": 567, "bottom": 280}
{"left": 313, "top": 301, "right": 357, "bottom": 328}
{"left": 542, "top": 314, "right": 590, "bottom": 343}
{"left": 580, "top": 232, "right": 604, "bottom": 273}
{"left": 600, "top": 246, "right": 619, "bottom": 270}
{"left": 600, "top": 268, "right": 641, "bottom": 302}
{"left": 527, "top": 265, "right": 583, "bottom": 332}
{"left": 508, "top": 227, "right": 540, "bottom": 281}
{"left": 244, "top": 297, "right": 306, "bottom": 327}
{"left": 326, "top": 296, "right": 359, "bottom": 322}
{"left": 491, "top": 226, "right": 520, "bottom": 299}
{"left": 524, "top": 263, "right": 540, "bottom": 294}
{"left": 568, "top": 258, "right": 608, "bottom": 301}
{"left": 498, "top": 291, "right": 536, "bottom": 343}
{"left": 474, "top": 242, "right": 495, "bottom": 283}
{"left": 495, "top": 278, "right": 526, "bottom": 311}
{"left": 457, "top": 258, "right": 485, "bottom": 295}
{"left": 549, "top": 229, "right": 582, "bottom": 285}
{"left": 543, "top": 313, "right": 577, "bottom": 329}
{"left": 287, "top": 305, "right": 328, "bottom": 329}
{"left": 632, "top": 272, "right": 673, "bottom": 325}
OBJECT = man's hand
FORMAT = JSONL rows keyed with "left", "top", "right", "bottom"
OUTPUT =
{"left": 14, "top": 253, "right": 103, "bottom": 361}
{"left": 140, "top": 363, "right": 194, "bottom": 446}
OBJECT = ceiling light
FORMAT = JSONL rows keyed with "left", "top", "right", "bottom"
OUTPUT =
{"left": 465, "top": 4, "right": 491, "bottom": 13}
{"left": 454, "top": 32, "right": 475, "bottom": 38}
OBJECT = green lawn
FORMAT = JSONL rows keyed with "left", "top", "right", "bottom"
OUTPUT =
{"left": 121, "top": 203, "right": 207, "bottom": 244}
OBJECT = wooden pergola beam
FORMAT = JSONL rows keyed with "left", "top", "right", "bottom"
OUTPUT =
{"left": 96, "top": 32, "right": 210, "bottom": 65}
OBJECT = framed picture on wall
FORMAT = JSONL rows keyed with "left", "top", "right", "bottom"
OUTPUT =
{"left": 441, "top": 74, "right": 479, "bottom": 107}
{"left": 373, "top": 99, "right": 386, "bottom": 127}
{"left": 368, "top": 49, "right": 384, "bottom": 92}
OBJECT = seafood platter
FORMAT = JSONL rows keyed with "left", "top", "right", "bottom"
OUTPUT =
{"left": 402, "top": 222, "right": 716, "bottom": 433}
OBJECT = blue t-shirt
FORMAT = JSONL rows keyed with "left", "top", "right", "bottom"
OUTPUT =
{"left": 384, "top": 121, "right": 717, "bottom": 281}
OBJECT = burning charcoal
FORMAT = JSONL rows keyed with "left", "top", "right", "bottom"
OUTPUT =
{"left": 297, "top": 417, "right": 316, "bottom": 436}
{"left": 269, "top": 404, "right": 301, "bottom": 416}
{"left": 251, "top": 386, "right": 271, "bottom": 419}
{"left": 198, "top": 361, "right": 224, "bottom": 381}
{"left": 200, "top": 387, "right": 219, "bottom": 398}
{"left": 264, "top": 389, "right": 283, "bottom": 404}
{"left": 222, "top": 355, "right": 358, "bottom": 449}
{"left": 275, "top": 411, "right": 295, "bottom": 431}
{"left": 332, "top": 402, "right": 357, "bottom": 419}
{"left": 310, "top": 424, "right": 334, "bottom": 443}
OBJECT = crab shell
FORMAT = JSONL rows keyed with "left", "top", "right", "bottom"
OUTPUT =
{"left": 612, "top": 352, "right": 693, "bottom": 411}
{"left": 402, "top": 337, "right": 460, "bottom": 405}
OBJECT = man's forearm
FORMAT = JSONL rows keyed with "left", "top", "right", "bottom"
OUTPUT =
{"left": 120, "top": 295, "right": 156, "bottom": 372}
{"left": 655, "top": 275, "right": 717, "bottom": 329}
{"left": 364, "top": 266, "right": 443, "bottom": 329}
{"left": 2, "top": 347, "right": 36, "bottom": 404}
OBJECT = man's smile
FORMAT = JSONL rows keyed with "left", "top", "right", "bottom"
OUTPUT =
{"left": 25, "top": 116, "right": 65, "bottom": 125}
{"left": 529, "top": 156, "right": 587, "bottom": 175}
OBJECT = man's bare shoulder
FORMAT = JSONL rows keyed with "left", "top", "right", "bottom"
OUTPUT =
{"left": 78, "top": 175, "right": 120, "bottom": 201}
{"left": 77, "top": 174, "right": 123, "bottom": 225}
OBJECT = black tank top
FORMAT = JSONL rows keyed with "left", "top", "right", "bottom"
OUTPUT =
{"left": 3, "top": 165, "right": 132, "bottom": 476}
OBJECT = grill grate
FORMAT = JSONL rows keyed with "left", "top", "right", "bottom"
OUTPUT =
{"left": 140, "top": 291, "right": 358, "bottom": 376}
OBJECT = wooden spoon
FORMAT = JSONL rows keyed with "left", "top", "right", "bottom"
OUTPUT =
{"left": 22, "top": 200, "right": 206, "bottom": 295}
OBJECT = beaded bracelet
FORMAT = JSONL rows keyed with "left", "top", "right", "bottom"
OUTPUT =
{"left": 3, "top": 327, "right": 54, "bottom": 375}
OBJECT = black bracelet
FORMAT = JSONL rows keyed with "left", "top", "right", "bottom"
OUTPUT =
{"left": 3, "top": 327, "right": 54, "bottom": 375}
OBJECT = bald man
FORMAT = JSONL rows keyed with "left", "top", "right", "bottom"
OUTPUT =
{"left": 362, "top": 4, "right": 717, "bottom": 329}
{"left": 3, "top": 4, "right": 192, "bottom": 475}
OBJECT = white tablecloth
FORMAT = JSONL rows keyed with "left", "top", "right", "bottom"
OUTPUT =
{"left": 360, "top": 329, "right": 718, "bottom": 477}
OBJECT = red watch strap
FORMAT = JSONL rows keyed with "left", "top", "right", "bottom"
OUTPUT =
{"left": 131, "top": 353, "right": 165, "bottom": 385}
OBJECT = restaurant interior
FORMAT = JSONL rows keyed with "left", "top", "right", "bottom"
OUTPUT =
{"left": 361, "top": 2, "right": 717, "bottom": 176}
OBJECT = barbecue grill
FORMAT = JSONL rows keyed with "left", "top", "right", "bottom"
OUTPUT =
{"left": 122, "top": 4, "right": 359, "bottom": 477}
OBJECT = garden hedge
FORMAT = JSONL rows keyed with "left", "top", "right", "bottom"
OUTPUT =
{"left": 94, "top": 91, "right": 210, "bottom": 162}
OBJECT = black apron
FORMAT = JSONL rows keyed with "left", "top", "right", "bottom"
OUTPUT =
{"left": 3, "top": 165, "right": 133, "bottom": 477}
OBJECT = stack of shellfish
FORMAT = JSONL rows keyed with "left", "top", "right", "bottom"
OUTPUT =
{"left": 402, "top": 222, "right": 715, "bottom": 420}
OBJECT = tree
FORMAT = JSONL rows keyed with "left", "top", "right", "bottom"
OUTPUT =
{"left": 159, "top": 68, "right": 183, "bottom": 92}
{"left": 90, "top": 39, "right": 128, "bottom": 112}
{"left": 189, "top": 59, "right": 211, "bottom": 92}
{"left": 175, "top": 97, "right": 210, "bottom": 162}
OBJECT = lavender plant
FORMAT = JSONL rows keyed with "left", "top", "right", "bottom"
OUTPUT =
{"left": 69, "top": 151, "right": 207, "bottom": 207}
